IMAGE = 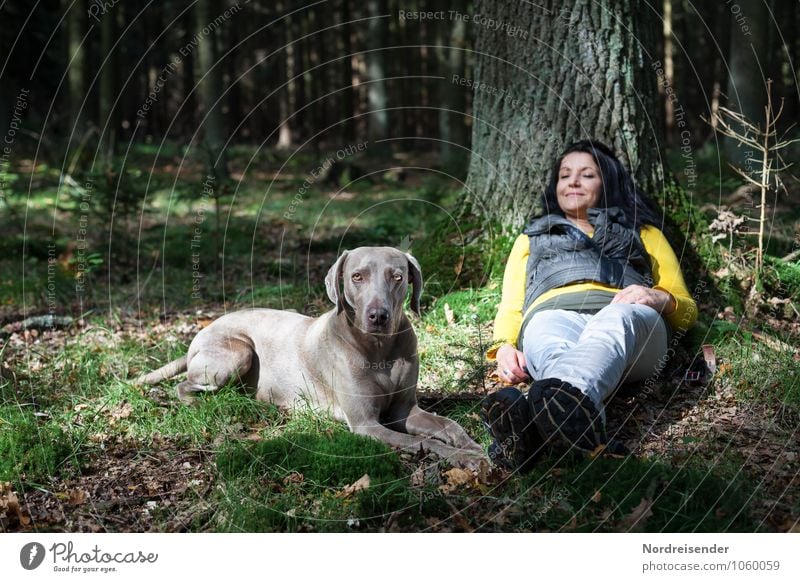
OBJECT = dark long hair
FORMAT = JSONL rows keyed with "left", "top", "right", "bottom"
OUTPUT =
{"left": 539, "top": 140, "right": 662, "bottom": 229}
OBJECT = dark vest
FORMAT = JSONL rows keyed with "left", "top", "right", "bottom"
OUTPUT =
{"left": 520, "top": 207, "right": 654, "bottom": 319}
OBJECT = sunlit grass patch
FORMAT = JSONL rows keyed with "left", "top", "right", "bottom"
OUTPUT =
{"left": 214, "top": 430, "right": 411, "bottom": 532}
{"left": 707, "top": 320, "right": 800, "bottom": 413}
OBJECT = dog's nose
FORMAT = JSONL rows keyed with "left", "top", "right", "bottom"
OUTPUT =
{"left": 367, "top": 307, "right": 389, "bottom": 326}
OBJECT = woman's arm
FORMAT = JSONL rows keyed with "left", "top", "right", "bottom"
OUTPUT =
{"left": 638, "top": 226, "right": 698, "bottom": 333}
{"left": 487, "top": 234, "right": 529, "bottom": 360}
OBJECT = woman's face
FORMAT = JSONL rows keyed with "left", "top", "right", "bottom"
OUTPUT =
{"left": 556, "top": 152, "right": 602, "bottom": 220}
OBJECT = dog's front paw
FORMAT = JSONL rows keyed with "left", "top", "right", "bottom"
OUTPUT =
{"left": 450, "top": 450, "right": 491, "bottom": 473}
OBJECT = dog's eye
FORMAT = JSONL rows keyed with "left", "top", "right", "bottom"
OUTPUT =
{"left": 351, "top": 273, "right": 362, "bottom": 282}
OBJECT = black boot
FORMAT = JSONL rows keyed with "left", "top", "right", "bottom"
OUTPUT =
{"left": 480, "top": 387, "right": 544, "bottom": 472}
{"left": 527, "top": 378, "right": 607, "bottom": 453}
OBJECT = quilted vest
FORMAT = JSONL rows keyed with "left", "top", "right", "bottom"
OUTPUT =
{"left": 520, "top": 207, "right": 654, "bottom": 319}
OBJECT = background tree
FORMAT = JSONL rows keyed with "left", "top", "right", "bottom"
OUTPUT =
{"left": 0, "top": 0, "right": 794, "bottom": 178}
{"left": 66, "top": 0, "right": 87, "bottom": 136}
{"left": 464, "top": 0, "right": 664, "bottom": 228}
{"left": 365, "top": 0, "right": 389, "bottom": 143}
{"left": 194, "top": 0, "right": 229, "bottom": 180}
{"left": 723, "top": 0, "right": 770, "bottom": 167}
{"left": 435, "top": 0, "right": 470, "bottom": 174}
{"left": 98, "top": 4, "right": 116, "bottom": 168}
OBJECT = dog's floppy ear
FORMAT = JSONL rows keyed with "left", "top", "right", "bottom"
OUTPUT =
{"left": 405, "top": 253, "right": 423, "bottom": 316}
{"left": 325, "top": 250, "right": 350, "bottom": 314}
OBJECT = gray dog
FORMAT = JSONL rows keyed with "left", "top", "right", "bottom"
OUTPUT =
{"left": 136, "top": 246, "right": 487, "bottom": 469}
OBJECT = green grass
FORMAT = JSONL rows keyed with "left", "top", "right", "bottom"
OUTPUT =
{"left": 214, "top": 429, "right": 411, "bottom": 532}
{"left": 508, "top": 455, "right": 759, "bottom": 532}
{"left": 2, "top": 143, "right": 796, "bottom": 532}
{"left": 706, "top": 321, "right": 800, "bottom": 413}
{"left": 0, "top": 404, "right": 78, "bottom": 486}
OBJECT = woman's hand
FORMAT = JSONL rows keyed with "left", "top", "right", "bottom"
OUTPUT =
{"left": 611, "top": 284, "right": 676, "bottom": 314}
{"left": 495, "top": 344, "right": 531, "bottom": 384}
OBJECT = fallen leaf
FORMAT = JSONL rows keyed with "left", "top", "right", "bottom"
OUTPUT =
{"left": 620, "top": 498, "right": 654, "bottom": 531}
{"left": 68, "top": 489, "right": 88, "bottom": 506}
{"left": 454, "top": 256, "right": 464, "bottom": 276}
{"left": 447, "top": 504, "right": 475, "bottom": 532}
{"left": 410, "top": 467, "right": 425, "bottom": 488}
{"left": 561, "top": 514, "right": 578, "bottom": 531}
{"left": 444, "top": 303, "right": 455, "bottom": 326}
{"left": 439, "top": 468, "right": 473, "bottom": 494}
{"left": 591, "top": 490, "right": 602, "bottom": 503}
{"left": 717, "top": 363, "right": 732, "bottom": 376}
{"left": 337, "top": 474, "right": 370, "bottom": 498}
{"left": 282, "top": 472, "right": 304, "bottom": 486}
{"left": 109, "top": 401, "right": 133, "bottom": 423}
{"left": 0, "top": 482, "right": 30, "bottom": 526}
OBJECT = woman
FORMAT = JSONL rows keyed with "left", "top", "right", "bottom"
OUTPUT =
{"left": 481, "top": 140, "right": 696, "bottom": 471}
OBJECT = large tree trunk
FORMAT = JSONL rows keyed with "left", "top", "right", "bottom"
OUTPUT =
{"left": 465, "top": 0, "right": 664, "bottom": 228}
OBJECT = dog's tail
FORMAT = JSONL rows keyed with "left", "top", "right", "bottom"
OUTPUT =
{"left": 134, "top": 356, "right": 188, "bottom": 385}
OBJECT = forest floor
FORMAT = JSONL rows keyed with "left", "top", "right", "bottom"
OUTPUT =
{"left": 1, "top": 145, "right": 798, "bottom": 532}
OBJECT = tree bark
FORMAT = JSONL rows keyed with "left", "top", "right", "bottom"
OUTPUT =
{"left": 194, "top": 0, "right": 229, "bottom": 180}
{"left": 465, "top": 0, "right": 664, "bottom": 228}
{"left": 277, "top": 0, "right": 295, "bottom": 148}
{"left": 338, "top": 0, "right": 356, "bottom": 142}
{"left": 98, "top": 3, "right": 116, "bottom": 167}
{"left": 365, "top": 0, "right": 389, "bottom": 142}
{"left": 66, "top": 0, "right": 86, "bottom": 134}
{"left": 436, "top": 0, "right": 469, "bottom": 172}
{"left": 724, "top": 0, "right": 770, "bottom": 167}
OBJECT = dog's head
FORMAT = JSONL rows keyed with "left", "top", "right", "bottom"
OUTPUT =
{"left": 324, "top": 246, "right": 422, "bottom": 335}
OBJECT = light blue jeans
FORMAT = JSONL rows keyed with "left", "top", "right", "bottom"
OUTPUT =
{"left": 521, "top": 303, "right": 669, "bottom": 417}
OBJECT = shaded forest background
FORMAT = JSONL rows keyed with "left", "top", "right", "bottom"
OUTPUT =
{"left": 1, "top": 0, "right": 797, "bottom": 176}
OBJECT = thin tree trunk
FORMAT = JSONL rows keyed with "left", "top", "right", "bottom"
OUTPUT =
{"left": 292, "top": 8, "right": 307, "bottom": 142}
{"left": 365, "top": 0, "right": 389, "bottom": 143}
{"left": 277, "top": 1, "right": 295, "bottom": 148}
{"left": 181, "top": 8, "right": 197, "bottom": 138}
{"left": 436, "top": 0, "right": 468, "bottom": 172}
{"left": 662, "top": 0, "right": 674, "bottom": 146}
{"left": 339, "top": 0, "right": 356, "bottom": 142}
{"left": 66, "top": 0, "right": 86, "bottom": 135}
{"left": 194, "top": 0, "right": 229, "bottom": 180}
{"left": 99, "top": 4, "right": 116, "bottom": 167}
{"left": 724, "top": 0, "right": 769, "bottom": 167}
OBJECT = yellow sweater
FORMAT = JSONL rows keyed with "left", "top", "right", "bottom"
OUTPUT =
{"left": 488, "top": 225, "right": 697, "bottom": 359}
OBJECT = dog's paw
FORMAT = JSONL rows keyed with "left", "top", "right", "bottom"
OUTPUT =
{"left": 450, "top": 451, "right": 491, "bottom": 473}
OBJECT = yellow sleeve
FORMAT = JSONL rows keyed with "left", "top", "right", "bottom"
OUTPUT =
{"left": 640, "top": 226, "right": 698, "bottom": 333}
{"left": 488, "top": 234, "right": 529, "bottom": 360}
